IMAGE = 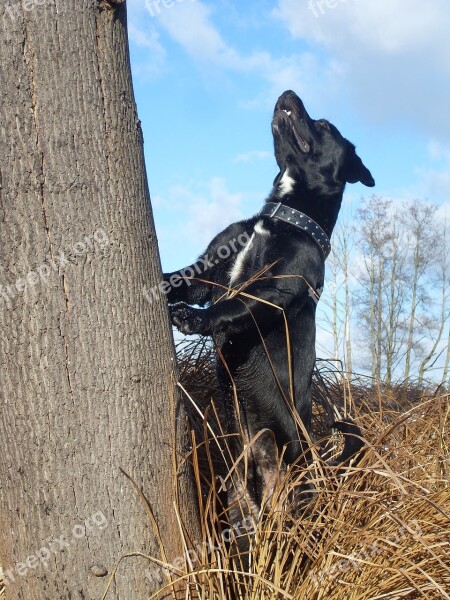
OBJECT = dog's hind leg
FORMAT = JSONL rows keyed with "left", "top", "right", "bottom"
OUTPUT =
{"left": 222, "top": 431, "right": 284, "bottom": 575}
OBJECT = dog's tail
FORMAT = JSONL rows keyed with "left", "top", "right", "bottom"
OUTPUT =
{"left": 327, "top": 419, "right": 365, "bottom": 467}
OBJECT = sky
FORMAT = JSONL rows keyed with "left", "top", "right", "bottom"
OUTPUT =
{"left": 126, "top": 0, "right": 450, "bottom": 365}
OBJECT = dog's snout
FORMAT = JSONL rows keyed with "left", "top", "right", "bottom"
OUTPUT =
{"left": 275, "top": 90, "right": 307, "bottom": 116}
{"left": 277, "top": 89, "right": 299, "bottom": 104}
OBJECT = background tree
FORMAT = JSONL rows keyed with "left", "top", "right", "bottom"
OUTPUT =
{"left": 381, "top": 216, "right": 408, "bottom": 385}
{"left": 356, "top": 197, "right": 395, "bottom": 381}
{"left": 417, "top": 222, "right": 449, "bottom": 386}
{"left": 441, "top": 328, "right": 450, "bottom": 386}
{"left": 321, "top": 196, "right": 449, "bottom": 386}
{"left": 324, "top": 223, "right": 353, "bottom": 375}
{"left": 341, "top": 227, "right": 353, "bottom": 377}
{"left": 326, "top": 242, "right": 342, "bottom": 363}
{"left": 0, "top": 2, "right": 198, "bottom": 599}
{"left": 402, "top": 201, "right": 439, "bottom": 381}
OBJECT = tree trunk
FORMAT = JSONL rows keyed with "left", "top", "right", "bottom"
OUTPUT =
{"left": 0, "top": 2, "right": 197, "bottom": 599}
{"left": 376, "top": 236, "right": 384, "bottom": 382}
{"left": 341, "top": 229, "right": 352, "bottom": 377}
{"left": 368, "top": 251, "right": 377, "bottom": 381}
{"left": 403, "top": 201, "right": 439, "bottom": 383}
{"left": 418, "top": 224, "right": 449, "bottom": 387}
{"left": 417, "top": 277, "right": 447, "bottom": 387}
{"left": 330, "top": 253, "right": 340, "bottom": 362}
{"left": 404, "top": 237, "right": 420, "bottom": 381}
{"left": 441, "top": 328, "right": 450, "bottom": 387}
{"left": 385, "top": 226, "right": 402, "bottom": 386}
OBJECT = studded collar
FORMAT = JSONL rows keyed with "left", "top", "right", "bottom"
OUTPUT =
{"left": 258, "top": 201, "right": 331, "bottom": 259}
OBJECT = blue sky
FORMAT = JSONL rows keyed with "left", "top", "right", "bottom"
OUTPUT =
{"left": 126, "top": 0, "right": 450, "bottom": 365}
{"left": 127, "top": 0, "right": 450, "bottom": 269}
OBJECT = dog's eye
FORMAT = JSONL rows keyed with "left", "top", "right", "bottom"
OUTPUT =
{"left": 317, "top": 119, "right": 331, "bottom": 130}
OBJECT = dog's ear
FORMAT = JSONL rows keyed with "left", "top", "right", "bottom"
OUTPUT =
{"left": 345, "top": 148, "right": 375, "bottom": 187}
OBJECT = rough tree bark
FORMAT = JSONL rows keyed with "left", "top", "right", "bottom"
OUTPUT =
{"left": 0, "top": 1, "right": 198, "bottom": 598}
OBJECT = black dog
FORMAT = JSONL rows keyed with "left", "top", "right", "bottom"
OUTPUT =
{"left": 164, "top": 90, "right": 374, "bottom": 505}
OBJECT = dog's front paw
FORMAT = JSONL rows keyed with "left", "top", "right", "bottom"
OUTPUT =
{"left": 169, "top": 303, "right": 210, "bottom": 336}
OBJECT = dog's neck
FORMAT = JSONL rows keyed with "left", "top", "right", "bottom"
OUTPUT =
{"left": 268, "top": 187, "right": 344, "bottom": 239}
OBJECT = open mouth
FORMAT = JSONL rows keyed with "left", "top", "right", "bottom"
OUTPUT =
{"left": 275, "top": 108, "right": 311, "bottom": 154}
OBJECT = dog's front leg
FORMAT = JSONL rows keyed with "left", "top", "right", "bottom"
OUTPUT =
{"left": 164, "top": 222, "right": 252, "bottom": 306}
{"left": 200, "top": 286, "right": 297, "bottom": 337}
{"left": 170, "top": 283, "right": 301, "bottom": 340}
{"left": 169, "top": 302, "right": 212, "bottom": 336}
{"left": 169, "top": 294, "right": 261, "bottom": 338}
{"left": 163, "top": 257, "right": 213, "bottom": 306}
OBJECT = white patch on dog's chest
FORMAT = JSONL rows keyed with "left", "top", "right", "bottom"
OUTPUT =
{"left": 254, "top": 220, "right": 270, "bottom": 235}
{"left": 278, "top": 169, "right": 295, "bottom": 197}
{"left": 228, "top": 220, "right": 270, "bottom": 287}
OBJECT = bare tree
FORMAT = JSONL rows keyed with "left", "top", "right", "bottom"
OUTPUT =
{"left": 342, "top": 229, "right": 353, "bottom": 376}
{"left": 418, "top": 221, "right": 450, "bottom": 386}
{"left": 355, "top": 198, "right": 448, "bottom": 386}
{"left": 321, "top": 197, "right": 448, "bottom": 386}
{"left": 0, "top": 2, "right": 197, "bottom": 599}
{"left": 382, "top": 217, "right": 408, "bottom": 385}
{"left": 330, "top": 224, "right": 354, "bottom": 375}
{"left": 325, "top": 246, "right": 341, "bottom": 363}
{"left": 402, "top": 201, "right": 439, "bottom": 381}
{"left": 441, "top": 327, "right": 450, "bottom": 387}
{"left": 356, "top": 197, "right": 394, "bottom": 381}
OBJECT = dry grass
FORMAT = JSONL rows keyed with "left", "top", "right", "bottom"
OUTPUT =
{"left": 147, "top": 340, "right": 449, "bottom": 599}
{"left": 1, "top": 342, "right": 448, "bottom": 599}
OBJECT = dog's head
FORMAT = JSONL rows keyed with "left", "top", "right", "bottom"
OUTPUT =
{"left": 272, "top": 90, "right": 375, "bottom": 200}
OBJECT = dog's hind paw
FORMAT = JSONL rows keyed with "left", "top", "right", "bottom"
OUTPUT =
{"left": 330, "top": 419, "right": 365, "bottom": 466}
{"left": 169, "top": 302, "right": 210, "bottom": 336}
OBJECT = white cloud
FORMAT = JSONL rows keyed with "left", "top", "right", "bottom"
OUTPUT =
{"left": 154, "top": 177, "right": 247, "bottom": 266}
{"left": 427, "top": 141, "right": 450, "bottom": 163}
{"left": 148, "top": 0, "right": 338, "bottom": 110}
{"left": 183, "top": 177, "right": 245, "bottom": 244}
{"left": 234, "top": 150, "right": 272, "bottom": 163}
{"left": 128, "top": 23, "right": 162, "bottom": 50}
{"left": 127, "top": 0, "right": 167, "bottom": 79}
{"left": 155, "top": 1, "right": 241, "bottom": 67}
{"left": 275, "top": 0, "right": 450, "bottom": 56}
{"left": 436, "top": 202, "right": 450, "bottom": 222}
{"left": 273, "top": 0, "right": 450, "bottom": 59}
{"left": 415, "top": 167, "right": 450, "bottom": 201}
{"left": 130, "top": 0, "right": 450, "bottom": 136}
{"left": 410, "top": 141, "right": 450, "bottom": 201}
{"left": 273, "top": 0, "right": 450, "bottom": 140}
